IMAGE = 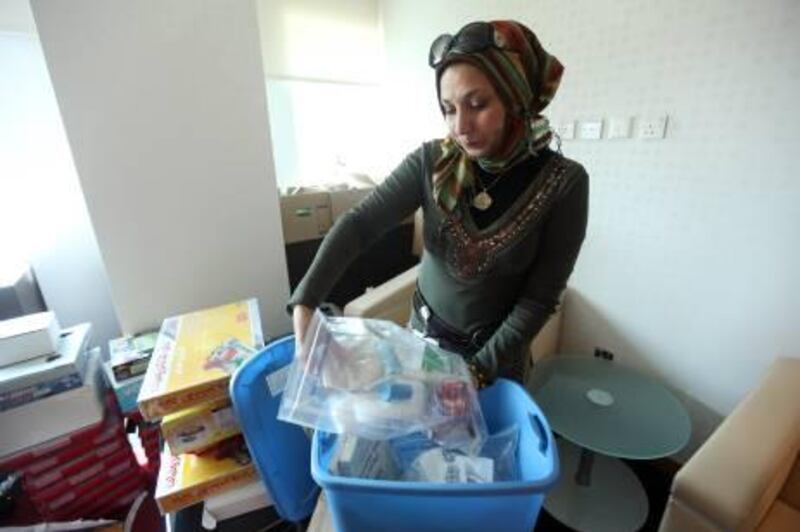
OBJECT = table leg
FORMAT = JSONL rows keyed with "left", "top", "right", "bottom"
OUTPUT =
{"left": 575, "top": 448, "right": 595, "bottom": 486}
{"left": 544, "top": 438, "right": 649, "bottom": 532}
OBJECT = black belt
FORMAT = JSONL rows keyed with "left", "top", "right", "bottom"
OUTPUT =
{"left": 412, "top": 288, "right": 500, "bottom": 355}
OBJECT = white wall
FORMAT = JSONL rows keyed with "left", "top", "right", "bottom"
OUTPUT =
{"left": 254, "top": 0, "right": 394, "bottom": 190}
{"left": 380, "top": 0, "right": 800, "bottom": 457}
{"left": 0, "top": 1, "right": 121, "bottom": 352}
{"left": 31, "top": 0, "right": 292, "bottom": 338}
{"left": 257, "top": 0, "right": 383, "bottom": 83}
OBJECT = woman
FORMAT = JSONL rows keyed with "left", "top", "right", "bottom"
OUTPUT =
{"left": 290, "top": 20, "right": 588, "bottom": 388}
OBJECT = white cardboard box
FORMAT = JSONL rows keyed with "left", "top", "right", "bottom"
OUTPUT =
{"left": 0, "top": 323, "right": 92, "bottom": 408}
{"left": 201, "top": 480, "right": 272, "bottom": 529}
{"left": 0, "top": 346, "right": 105, "bottom": 459}
{"left": 0, "top": 311, "right": 61, "bottom": 367}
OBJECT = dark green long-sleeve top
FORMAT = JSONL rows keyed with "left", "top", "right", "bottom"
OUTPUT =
{"left": 289, "top": 140, "right": 588, "bottom": 383}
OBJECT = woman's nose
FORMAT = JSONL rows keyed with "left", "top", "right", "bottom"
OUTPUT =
{"left": 453, "top": 110, "right": 472, "bottom": 135}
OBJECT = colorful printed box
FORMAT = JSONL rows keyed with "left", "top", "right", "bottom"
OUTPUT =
{"left": 161, "top": 397, "right": 240, "bottom": 455}
{"left": 102, "top": 360, "right": 144, "bottom": 414}
{"left": 137, "top": 299, "right": 263, "bottom": 420}
{"left": 155, "top": 436, "right": 257, "bottom": 514}
{"left": 108, "top": 331, "right": 158, "bottom": 382}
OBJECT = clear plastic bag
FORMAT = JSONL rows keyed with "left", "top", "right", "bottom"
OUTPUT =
{"left": 278, "top": 311, "right": 487, "bottom": 453}
{"left": 480, "top": 424, "right": 521, "bottom": 482}
{"left": 390, "top": 424, "right": 521, "bottom": 483}
{"left": 328, "top": 434, "right": 399, "bottom": 480}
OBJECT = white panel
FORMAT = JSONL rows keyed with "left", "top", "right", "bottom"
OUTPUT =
{"left": 0, "top": 26, "right": 121, "bottom": 352}
{"left": 257, "top": 0, "right": 382, "bottom": 83}
{"left": 31, "top": 0, "right": 291, "bottom": 338}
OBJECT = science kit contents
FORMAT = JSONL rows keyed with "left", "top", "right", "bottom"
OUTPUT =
{"left": 278, "top": 311, "right": 487, "bottom": 453}
{"left": 278, "top": 311, "right": 522, "bottom": 484}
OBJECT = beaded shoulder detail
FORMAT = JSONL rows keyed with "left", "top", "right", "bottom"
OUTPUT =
{"left": 441, "top": 157, "right": 575, "bottom": 279}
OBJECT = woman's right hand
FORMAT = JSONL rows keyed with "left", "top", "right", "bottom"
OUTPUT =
{"left": 292, "top": 304, "right": 314, "bottom": 358}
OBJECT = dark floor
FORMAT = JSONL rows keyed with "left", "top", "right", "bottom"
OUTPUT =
{"left": 170, "top": 456, "right": 675, "bottom": 531}
{"left": 534, "top": 457, "right": 676, "bottom": 532}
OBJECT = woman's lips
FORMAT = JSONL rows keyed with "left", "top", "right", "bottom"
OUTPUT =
{"left": 462, "top": 138, "right": 482, "bottom": 149}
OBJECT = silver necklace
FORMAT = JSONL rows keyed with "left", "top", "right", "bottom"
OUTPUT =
{"left": 472, "top": 171, "right": 505, "bottom": 211}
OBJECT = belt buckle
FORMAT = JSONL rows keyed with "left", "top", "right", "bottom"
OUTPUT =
{"left": 419, "top": 304, "right": 431, "bottom": 324}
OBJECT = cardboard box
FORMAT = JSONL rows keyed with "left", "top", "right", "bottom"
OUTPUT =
{"left": 0, "top": 323, "right": 92, "bottom": 411}
{"left": 0, "top": 346, "right": 105, "bottom": 459}
{"left": 49, "top": 459, "right": 144, "bottom": 521}
{"left": 162, "top": 397, "right": 240, "bottom": 455}
{"left": 24, "top": 433, "right": 127, "bottom": 492}
{"left": 202, "top": 480, "right": 272, "bottom": 527}
{"left": 329, "top": 186, "right": 372, "bottom": 220}
{"left": 103, "top": 360, "right": 144, "bottom": 414}
{"left": 34, "top": 450, "right": 135, "bottom": 516}
{"left": 279, "top": 186, "right": 375, "bottom": 245}
{"left": 108, "top": 331, "right": 158, "bottom": 382}
{"left": 0, "top": 311, "right": 60, "bottom": 367}
{"left": 155, "top": 436, "right": 257, "bottom": 514}
{"left": 280, "top": 191, "right": 333, "bottom": 244}
{"left": 137, "top": 299, "right": 263, "bottom": 420}
{"left": 61, "top": 470, "right": 145, "bottom": 521}
{"left": 0, "top": 410, "right": 116, "bottom": 474}
{"left": 25, "top": 417, "right": 122, "bottom": 478}
{"left": 73, "top": 474, "right": 146, "bottom": 521}
{"left": 31, "top": 448, "right": 134, "bottom": 503}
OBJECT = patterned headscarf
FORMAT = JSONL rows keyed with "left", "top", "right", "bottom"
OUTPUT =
{"left": 432, "top": 20, "right": 564, "bottom": 212}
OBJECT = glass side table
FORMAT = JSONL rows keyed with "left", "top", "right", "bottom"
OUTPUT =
{"left": 529, "top": 354, "right": 691, "bottom": 532}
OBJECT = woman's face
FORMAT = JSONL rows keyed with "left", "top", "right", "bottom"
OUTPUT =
{"left": 439, "top": 62, "right": 508, "bottom": 159}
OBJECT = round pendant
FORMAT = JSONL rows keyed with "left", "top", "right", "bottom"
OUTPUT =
{"left": 472, "top": 191, "right": 493, "bottom": 210}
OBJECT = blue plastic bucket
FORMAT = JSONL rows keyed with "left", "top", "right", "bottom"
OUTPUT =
{"left": 311, "top": 379, "right": 559, "bottom": 532}
{"left": 231, "top": 336, "right": 559, "bottom": 532}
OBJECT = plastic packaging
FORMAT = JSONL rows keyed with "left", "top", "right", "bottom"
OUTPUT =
{"left": 389, "top": 424, "right": 521, "bottom": 483}
{"left": 480, "top": 424, "right": 521, "bottom": 482}
{"left": 278, "top": 311, "right": 487, "bottom": 452}
{"left": 329, "top": 434, "right": 398, "bottom": 480}
{"left": 408, "top": 448, "right": 494, "bottom": 483}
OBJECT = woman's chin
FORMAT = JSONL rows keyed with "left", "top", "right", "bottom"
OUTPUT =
{"left": 463, "top": 144, "right": 488, "bottom": 158}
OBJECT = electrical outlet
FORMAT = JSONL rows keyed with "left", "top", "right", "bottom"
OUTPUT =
{"left": 579, "top": 119, "right": 603, "bottom": 140}
{"left": 553, "top": 121, "right": 575, "bottom": 140}
{"left": 639, "top": 115, "right": 668, "bottom": 139}
{"left": 608, "top": 116, "right": 632, "bottom": 139}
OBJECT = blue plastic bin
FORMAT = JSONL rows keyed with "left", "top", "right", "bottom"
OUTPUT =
{"left": 231, "top": 335, "right": 559, "bottom": 532}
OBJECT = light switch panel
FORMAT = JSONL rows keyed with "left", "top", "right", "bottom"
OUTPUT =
{"left": 579, "top": 119, "right": 603, "bottom": 140}
{"left": 608, "top": 116, "right": 632, "bottom": 139}
{"left": 639, "top": 115, "right": 669, "bottom": 139}
{"left": 554, "top": 121, "right": 576, "bottom": 140}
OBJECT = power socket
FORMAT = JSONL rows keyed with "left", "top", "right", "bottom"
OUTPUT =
{"left": 579, "top": 119, "right": 603, "bottom": 140}
{"left": 639, "top": 115, "right": 668, "bottom": 139}
{"left": 553, "top": 121, "right": 576, "bottom": 140}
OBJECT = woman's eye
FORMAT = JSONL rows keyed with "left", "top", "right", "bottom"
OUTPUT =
{"left": 469, "top": 101, "right": 486, "bottom": 110}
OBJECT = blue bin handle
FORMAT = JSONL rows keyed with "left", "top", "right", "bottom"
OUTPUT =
{"left": 529, "top": 412, "right": 549, "bottom": 455}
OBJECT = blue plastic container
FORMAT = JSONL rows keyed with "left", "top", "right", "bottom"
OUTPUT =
{"left": 231, "top": 336, "right": 559, "bottom": 532}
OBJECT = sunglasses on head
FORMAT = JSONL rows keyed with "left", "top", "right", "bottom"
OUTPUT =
{"left": 428, "top": 22, "right": 500, "bottom": 68}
